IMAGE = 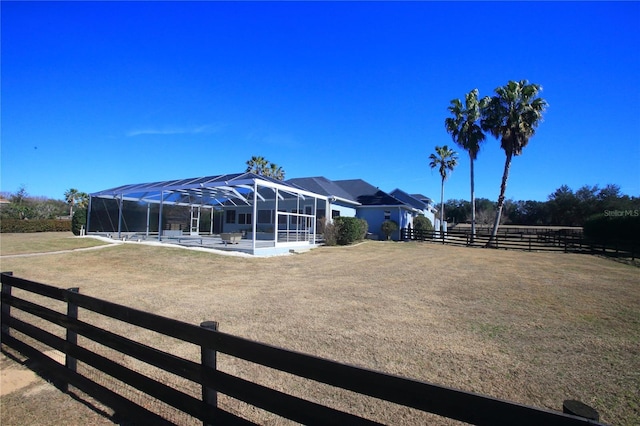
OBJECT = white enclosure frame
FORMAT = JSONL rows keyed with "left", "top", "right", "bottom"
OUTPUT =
{"left": 88, "top": 173, "right": 328, "bottom": 255}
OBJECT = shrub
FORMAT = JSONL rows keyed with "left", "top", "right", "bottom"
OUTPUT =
{"left": 335, "top": 216, "right": 365, "bottom": 245}
{"left": 583, "top": 213, "right": 640, "bottom": 243}
{"left": 358, "top": 218, "right": 368, "bottom": 241}
{"left": 381, "top": 220, "right": 398, "bottom": 240}
{"left": 322, "top": 217, "right": 339, "bottom": 246}
{"left": 413, "top": 215, "right": 433, "bottom": 231}
{"left": 0, "top": 219, "right": 71, "bottom": 233}
{"left": 72, "top": 208, "right": 87, "bottom": 236}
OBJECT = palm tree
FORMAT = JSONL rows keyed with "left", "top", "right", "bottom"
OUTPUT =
{"left": 245, "top": 156, "right": 286, "bottom": 180}
{"left": 267, "top": 162, "right": 285, "bottom": 180}
{"left": 429, "top": 145, "right": 458, "bottom": 233}
{"left": 481, "top": 80, "right": 547, "bottom": 246}
{"left": 445, "top": 89, "right": 487, "bottom": 243}
{"left": 245, "top": 156, "right": 268, "bottom": 175}
{"left": 64, "top": 188, "right": 79, "bottom": 217}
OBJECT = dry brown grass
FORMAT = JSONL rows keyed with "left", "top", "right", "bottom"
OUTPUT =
{"left": 0, "top": 232, "right": 108, "bottom": 255}
{"left": 1, "top": 236, "right": 638, "bottom": 425}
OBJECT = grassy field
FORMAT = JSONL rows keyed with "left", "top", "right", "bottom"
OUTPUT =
{"left": 1, "top": 234, "right": 638, "bottom": 425}
{"left": 0, "top": 232, "right": 109, "bottom": 255}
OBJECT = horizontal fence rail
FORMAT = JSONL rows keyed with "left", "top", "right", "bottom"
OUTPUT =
{"left": 1, "top": 272, "right": 606, "bottom": 425}
{"left": 402, "top": 228, "right": 636, "bottom": 259}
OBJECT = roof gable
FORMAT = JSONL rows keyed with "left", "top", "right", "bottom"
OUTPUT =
{"left": 390, "top": 189, "right": 429, "bottom": 210}
{"left": 333, "top": 179, "right": 404, "bottom": 206}
{"left": 287, "top": 177, "right": 358, "bottom": 203}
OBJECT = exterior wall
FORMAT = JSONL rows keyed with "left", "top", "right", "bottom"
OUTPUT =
{"left": 356, "top": 207, "right": 411, "bottom": 241}
{"left": 422, "top": 209, "right": 436, "bottom": 229}
{"left": 326, "top": 202, "right": 357, "bottom": 221}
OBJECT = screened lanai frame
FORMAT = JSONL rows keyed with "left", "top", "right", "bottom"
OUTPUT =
{"left": 87, "top": 172, "right": 329, "bottom": 255}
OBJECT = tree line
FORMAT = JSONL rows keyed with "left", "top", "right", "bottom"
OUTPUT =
{"left": 0, "top": 186, "right": 88, "bottom": 221}
{"left": 444, "top": 183, "right": 639, "bottom": 227}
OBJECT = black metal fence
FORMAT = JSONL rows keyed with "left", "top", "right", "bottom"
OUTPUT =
{"left": 1, "top": 272, "right": 605, "bottom": 425}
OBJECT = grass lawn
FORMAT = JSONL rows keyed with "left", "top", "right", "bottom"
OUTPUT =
{"left": 1, "top": 235, "right": 638, "bottom": 425}
{"left": 0, "top": 232, "right": 109, "bottom": 255}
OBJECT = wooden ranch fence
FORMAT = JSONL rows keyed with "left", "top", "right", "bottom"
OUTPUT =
{"left": 402, "top": 228, "right": 636, "bottom": 260}
{"left": 1, "top": 272, "right": 605, "bottom": 426}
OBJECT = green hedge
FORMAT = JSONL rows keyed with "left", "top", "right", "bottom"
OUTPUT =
{"left": 0, "top": 219, "right": 72, "bottom": 233}
{"left": 334, "top": 217, "right": 368, "bottom": 245}
{"left": 583, "top": 213, "right": 640, "bottom": 243}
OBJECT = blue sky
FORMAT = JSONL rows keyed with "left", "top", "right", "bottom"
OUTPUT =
{"left": 2, "top": 1, "right": 639, "bottom": 203}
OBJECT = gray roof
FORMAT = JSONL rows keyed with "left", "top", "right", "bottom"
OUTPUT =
{"left": 287, "top": 177, "right": 358, "bottom": 203}
{"left": 411, "top": 193, "right": 434, "bottom": 204}
{"left": 390, "top": 189, "right": 429, "bottom": 210}
{"left": 333, "top": 179, "right": 405, "bottom": 206}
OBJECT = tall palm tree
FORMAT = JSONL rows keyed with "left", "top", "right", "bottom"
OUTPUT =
{"left": 64, "top": 188, "right": 79, "bottom": 217}
{"left": 429, "top": 145, "right": 458, "bottom": 233}
{"left": 481, "top": 80, "right": 547, "bottom": 246}
{"left": 445, "top": 89, "right": 488, "bottom": 243}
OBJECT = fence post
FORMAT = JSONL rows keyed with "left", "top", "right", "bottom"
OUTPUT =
{"left": 563, "top": 400, "right": 599, "bottom": 421}
{"left": 201, "top": 321, "right": 218, "bottom": 426}
{"left": 1, "top": 272, "right": 14, "bottom": 340}
{"left": 63, "top": 287, "right": 80, "bottom": 392}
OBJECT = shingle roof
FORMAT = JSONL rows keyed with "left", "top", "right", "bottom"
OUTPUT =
{"left": 287, "top": 177, "right": 357, "bottom": 202}
{"left": 333, "top": 179, "right": 405, "bottom": 206}
{"left": 390, "top": 189, "right": 428, "bottom": 210}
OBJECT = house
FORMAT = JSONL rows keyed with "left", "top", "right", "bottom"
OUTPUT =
{"left": 289, "top": 177, "right": 420, "bottom": 241}
{"left": 389, "top": 189, "right": 437, "bottom": 227}
{"left": 287, "top": 176, "right": 360, "bottom": 221}
{"left": 332, "top": 179, "right": 416, "bottom": 240}
{"left": 87, "top": 172, "right": 437, "bottom": 254}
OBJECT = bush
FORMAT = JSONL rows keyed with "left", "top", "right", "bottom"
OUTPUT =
{"left": 358, "top": 218, "right": 368, "bottom": 241}
{"left": 334, "top": 216, "right": 366, "bottom": 245}
{"left": 72, "top": 208, "right": 87, "bottom": 236}
{"left": 0, "top": 219, "right": 71, "bottom": 233}
{"left": 583, "top": 213, "right": 640, "bottom": 243}
{"left": 322, "top": 218, "right": 339, "bottom": 246}
{"left": 413, "top": 215, "right": 433, "bottom": 231}
{"left": 381, "top": 220, "right": 398, "bottom": 240}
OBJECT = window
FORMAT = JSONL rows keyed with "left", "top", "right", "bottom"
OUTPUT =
{"left": 384, "top": 211, "right": 391, "bottom": 221}
{"left": 238, "top": 213, "right": 252, "bottom": 225}
{"left": 317, "top": 209, "right": 326, "bottom": 219}
{"left": 304, "top": 206, "right": 313, "bottom": 215}
{"left": 258, "top": 210, "right": 272, "bottom": 224}
{"left": 225, "top": 210, "right": 236, "bottom": 224}
{"left": 331, "top": 210, "right": 340, "bottom": 218}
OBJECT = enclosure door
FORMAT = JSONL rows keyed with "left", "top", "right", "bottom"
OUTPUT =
{"left": 190, "top": 206, "right": 200, "bottom": 236}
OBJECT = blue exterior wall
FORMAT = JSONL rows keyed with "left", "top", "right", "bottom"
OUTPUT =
{"left": 356, "top": 206, "right": 412, "bottom": 240}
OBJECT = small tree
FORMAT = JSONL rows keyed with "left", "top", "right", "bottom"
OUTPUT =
{"left": 71, "top": 208, "right": 87, "bottom": 235}
{"left": 381, "top": 220, "right": 398, "bottom": 240}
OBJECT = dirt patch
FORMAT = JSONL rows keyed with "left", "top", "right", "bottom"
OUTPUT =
{"left": 0, "top": 367, "right": 38, "bottom": 396}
